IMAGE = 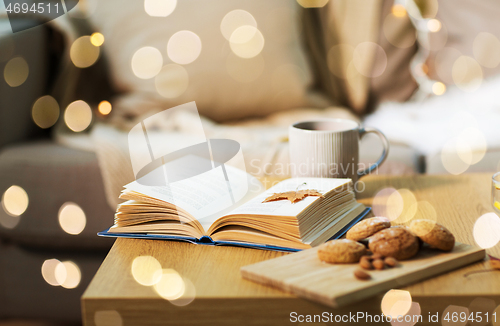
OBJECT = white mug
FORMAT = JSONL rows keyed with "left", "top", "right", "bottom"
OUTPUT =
{"left": 289, "top": 119, "right": 389, "bottom": 183}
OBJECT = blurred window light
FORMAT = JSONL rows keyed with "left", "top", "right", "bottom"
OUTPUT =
{"left": 64, "top": 100, "right": 93, "bottom": 132}
{"left": 70, "top": 36, "right": 100, "bottom": 68}
{"left": 4, "top": 56, "right": 29, "bottom": 87}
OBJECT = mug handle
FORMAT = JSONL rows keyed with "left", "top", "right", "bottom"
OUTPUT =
{"left": 357, "top": 127, "right": 390, "bottom": 177}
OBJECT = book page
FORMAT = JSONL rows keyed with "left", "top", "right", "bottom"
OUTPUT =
{"left": 227, "top": 178, "right": 351, "bottom": 217}
{"left": 124, "top": 155, "right": 264, "bottom": 232}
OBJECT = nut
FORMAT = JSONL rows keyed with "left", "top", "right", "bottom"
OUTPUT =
{"left": 373, "top": 259, "right": 385, "bottom": 270}
{"left": 384, "top": 257, "right": 398, "bottom": 267}
{"left": 354, "top": 269, "right": 371, "bottom": 280}
{"left": 359, "top": 257, "right": 373, "bottom": 270}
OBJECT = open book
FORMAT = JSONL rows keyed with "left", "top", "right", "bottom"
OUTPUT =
{"left": 99, "top": 161, "right": 369, "bottom": 251}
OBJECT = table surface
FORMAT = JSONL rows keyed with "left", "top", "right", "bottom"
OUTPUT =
{"left": 82, "top": 174, "right": 500, "bottom": 326}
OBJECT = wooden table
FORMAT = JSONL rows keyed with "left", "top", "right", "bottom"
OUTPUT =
{"left": 82, "top": 174, "right": 500, "bottom": 326}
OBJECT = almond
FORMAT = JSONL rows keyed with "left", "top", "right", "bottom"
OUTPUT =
{"left": 385, "top": 257, "right": 398, "bottom": 267}
{"left": 359, "top": 257, "right": 373, "bottom": 270}
{"left": 354, "top": 269, "right": 371, "bottom": 280}
{"left": 373, "top": 259, "right": 385, "bottom": 270}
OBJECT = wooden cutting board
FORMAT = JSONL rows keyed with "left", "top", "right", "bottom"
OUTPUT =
{"left": 241, "top": 242, "right": 485, "bottom": 308}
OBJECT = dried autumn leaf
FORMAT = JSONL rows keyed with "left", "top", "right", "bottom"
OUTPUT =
{"left": 263, "top": 189, "right": 324, "bottom": 204}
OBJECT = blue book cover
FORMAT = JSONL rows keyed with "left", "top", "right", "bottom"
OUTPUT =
{"left": 98, "top": 207, "right": 371, "bottom": 252}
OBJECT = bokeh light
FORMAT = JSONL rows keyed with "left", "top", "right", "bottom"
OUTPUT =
{"left": 441, "top": 138, "right": 471, "bottom": 175}
{"left": 98, "top": 101, "right": 112, "bottom": 115}
{"left": 32, "top": 95, "right": 60, "bottom": 129}
{"left": 154, "top": 269, "right": 185, "bottom": 300}
{"left": 144, "top": 0, "right": 177, "bottom": 17}
{"left": 131, "top": 256, "right": 162, "bottom": 286}
{"left": 154, "top": 64, "right": 189, "bottom": 98}
{"left": 70, "top": 36, "right": 100, "bottom": 68}
{"left": 422, "top": 22, "right": 448, "bottom": 51}
{"left": 473, "top": 212, "right": 500, "bottom": 249}
{"left": 473, "top": 32, "right": 500, "bottom": 69}
{"left": 390, "top": 302, "right": 421, "bottom": 326}
{"left": 432, "top": 82, "right": 446, "bottom": 95}
{"left": 226, "top": 52, "right": 265, "bottom": 83}
{"left": 434, "top": 47, "right": 462, "bottom": 84}
{"left": 90, "top": 33, "right": 105, "bottom": 47}
{"left": 427, "top": 19, "right": 441, "bottom": 32}
{"left": 390, "top": 189, "right": 417, "bottom": 224}
{"left": 169, "top": 277, "right": 196, "bottom": 306}
{"left": 391, "top": 4, "right": 407, "bottom": 17}
{"left": 353, "top": 42, "right": 387, "bottom": 78}
{"left": 468, "top": 298, "right": 497, "bottom": 326}
{"left": 441, "top": 305, "right": 469, "bottom": 326}
{"left": 327, "top": 44, "right": 354, "bottom": 78}
{"left": 64, "top": 100, "right": 92, "bottom": 132}
{"left": 220, "top": 10, "right": 257, "bottom": 41}
{"left": 167, "top": 31, "right": 202, "bottom": 65}
{"left": 452, "top": 55, "right": 483, "bottom": 92}
{"left": 41, "top": 259, "right": 62, "bottom": 286}
{"left": 381, "top": 289, "right": 412, "bottom": 319}
{"left": 383, "top": 13, "right": 416, "bottom": 49}
{"left": 55, "top": 261, "right": 81, "bottom": 289}
{"left": 296, "top": 0, "right": 329, "bottom": 8}
{"left": 58, "top": 202, "right": 86, "bottom": 235}
{"left": 413, "top": 63, "right": 428, "bottom": 77}
{"left": 95, "top": 310, "right": 123, "bottom": 326}
{"left": 456, "top": 127, "right": 487, "bottom": 165}
{"left": 4, "top": 56, "right": 29, "bottom": 87}
{"left": 131, "top": 47, "right": 163, "bottom": 79}
{"left": 409, "top": 201, "right": 437, "bottom": 236}
{"left": 2, "top": 185, "right": 29, "bottom": 217}
{"left": 229, "top": 26, "right": 265, "bottom": 59}
{"left": 372, "top": 188, "right": 403, "bottom": 221}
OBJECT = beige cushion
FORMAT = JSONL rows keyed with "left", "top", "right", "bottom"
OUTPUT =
{"left": 86, "top": 0, "right": 331, "bottom": 126}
